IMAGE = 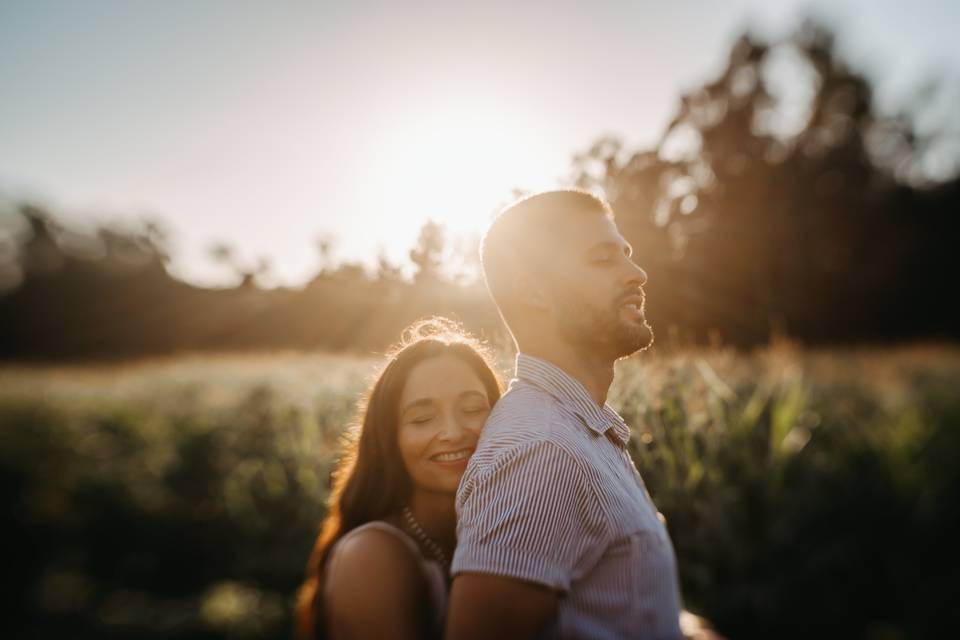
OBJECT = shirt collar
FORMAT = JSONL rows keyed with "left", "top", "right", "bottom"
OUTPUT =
{"left": 514, "top": 352, "right": 631, "bottom": 446}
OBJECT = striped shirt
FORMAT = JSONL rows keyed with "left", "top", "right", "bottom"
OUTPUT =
{"left": 452, "top": 353, "right": 683, "bottom": 639}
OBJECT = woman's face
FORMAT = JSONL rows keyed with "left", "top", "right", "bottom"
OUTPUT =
{"left": 396, "top": 353, "right": 493, "bottom": 495}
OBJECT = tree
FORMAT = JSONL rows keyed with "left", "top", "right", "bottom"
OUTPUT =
{"left": 314, "top": 233, "right": 337, "bottom": 277}
{"left": 208, "top": 242, "right": 268, "bottom": 288}
{"left": 375, "top": 248, "right": 404, "bottom": 284}
{"left": 573, "top": 22, "right": 960, "bottom": 346}
{"left": 409, "top": 219, "right": 446, "bottom": 284}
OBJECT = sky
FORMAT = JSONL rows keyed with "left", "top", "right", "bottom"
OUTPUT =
{"left": 1, "top": 0, "right": 958, "bottom": 288}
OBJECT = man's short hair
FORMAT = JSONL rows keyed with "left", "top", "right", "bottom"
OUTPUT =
{"left": 480, "top": 189, "right": 613, "bottom": 327}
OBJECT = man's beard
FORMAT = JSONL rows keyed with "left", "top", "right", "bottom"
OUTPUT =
{"left": 555, "top": 296, "right": 654, "bottom": 359}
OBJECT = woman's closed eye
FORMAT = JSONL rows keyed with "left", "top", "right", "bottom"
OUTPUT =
{"left": 462, "top": 406, "right": 489, "bottom": 415}
{"left": 407, "top": 414, "right": 436, "bottom": 425}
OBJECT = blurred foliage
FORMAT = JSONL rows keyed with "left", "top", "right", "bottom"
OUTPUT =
{"left": 0, "top": 202, "right": 503, "bottom": 360}
{"left": 409, "top": 220, "right": 447, "bottom": 285}
{"left": 573, "top": 23, "right": 960, "bottom": 346}
{"left": 2, "top": 22, "right": 959, "bottom": 361}
{"left": 1, "top": 370, "right": 363, "bottom": 639}
{"left": 612, "top": 344, "right": 960, "bottom": 639}
{"left": 1, "top": 345, "right": 958, "bottom": 639}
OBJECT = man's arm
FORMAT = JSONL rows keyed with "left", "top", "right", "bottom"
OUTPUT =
{"left": 447, "top": 439, "right": 607, "bottom": 640}
{"left": 445, "top": 573, "right": 558, "bottom": 640}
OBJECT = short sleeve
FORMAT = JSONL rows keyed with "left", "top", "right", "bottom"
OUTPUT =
{"left": 451, "top": 439, "right": 608, "bottom": 592}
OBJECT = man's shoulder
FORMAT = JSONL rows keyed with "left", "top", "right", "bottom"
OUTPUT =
{"left": 483, "top": 382, "right": 572, "bottom": 438}
{"left": 469, "top": 382, "right": 592, "bottom": 469}
{"left": 488, "top": 381, "right": 556, "bottom": 421}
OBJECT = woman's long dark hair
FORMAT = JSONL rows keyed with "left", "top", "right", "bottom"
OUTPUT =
{"left": 295, "top": 317, "right": 502, "bottom": 639}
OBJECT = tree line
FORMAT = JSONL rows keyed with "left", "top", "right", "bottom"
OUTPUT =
{"left": 2, "top": 22, "right": 958, "bottom": 360}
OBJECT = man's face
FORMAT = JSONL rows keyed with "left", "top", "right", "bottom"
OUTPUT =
{"left": 537, "top": 213, "right": 653, "bottom": 359}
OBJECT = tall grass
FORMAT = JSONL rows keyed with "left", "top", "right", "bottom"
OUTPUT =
{"left": 614, "top": 344, "right": 960, "bottom": 638}
{"left": 2, "top": 345, "right": 958, "bottom": 639}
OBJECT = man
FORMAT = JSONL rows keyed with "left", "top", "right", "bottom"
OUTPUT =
{"left": 445, "top": 190, "right": 684, "bottom": 639}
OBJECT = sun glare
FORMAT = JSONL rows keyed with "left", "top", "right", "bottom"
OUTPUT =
{"left": 368, "top": 105, "right": 537, "bottom": 258}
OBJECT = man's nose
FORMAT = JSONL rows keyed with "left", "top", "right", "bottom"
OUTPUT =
{"left": 625, "top": 259, "right": 648, "bottom": 287}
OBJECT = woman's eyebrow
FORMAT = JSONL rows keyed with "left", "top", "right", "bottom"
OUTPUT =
{"left": 400, "top": 398, "right": 434, "bottom": 415}
{"left": 458, "top": 390, "right": 488, "bottom": 402}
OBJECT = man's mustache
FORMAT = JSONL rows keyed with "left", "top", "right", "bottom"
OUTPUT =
{"left": 616, "top": 289, "right": 646, "bottom": 309}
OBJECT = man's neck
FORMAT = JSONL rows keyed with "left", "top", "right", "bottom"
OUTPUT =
{"left": 519, "top": 342, "right": 615, "bottom": 406}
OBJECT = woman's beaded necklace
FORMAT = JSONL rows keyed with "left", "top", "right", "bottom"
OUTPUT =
{"left": 401, "top": 505, "right": 450, "bottom": 569}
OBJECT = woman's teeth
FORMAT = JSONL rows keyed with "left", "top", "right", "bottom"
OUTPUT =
{"left": 431, "top": 449, "right": 472, "bottom": 462}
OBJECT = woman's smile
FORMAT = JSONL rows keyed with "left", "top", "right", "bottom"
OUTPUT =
{"left": 430, "top": 447, "right": 474, "bottom": 464}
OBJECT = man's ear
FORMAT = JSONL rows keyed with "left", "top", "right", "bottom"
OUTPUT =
{"left": 514, "top": 271, "right": 549, "bottom": 311}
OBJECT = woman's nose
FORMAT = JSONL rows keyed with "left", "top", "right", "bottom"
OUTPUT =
{"left": 437, "top": 413, "right": 466, "bottom": 441}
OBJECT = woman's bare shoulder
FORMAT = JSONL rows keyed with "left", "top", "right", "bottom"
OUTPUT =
{"left": 323, "top": 525, "right": 429, "bottom": 637}
{"left": 327, "top": 525, "right": 423, "bottom": 584}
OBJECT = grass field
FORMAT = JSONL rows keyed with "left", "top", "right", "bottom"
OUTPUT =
{"left": 2, "top": 343, "right": 959, "bottom": 639}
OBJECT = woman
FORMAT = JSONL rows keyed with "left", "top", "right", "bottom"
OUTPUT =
{"left": 296, "top": 317, "right": 502, "bottom": 640}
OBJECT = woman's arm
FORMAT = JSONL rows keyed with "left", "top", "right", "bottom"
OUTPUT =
{"left": 323, "top": 529, "right": 431, "bottom": 640}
